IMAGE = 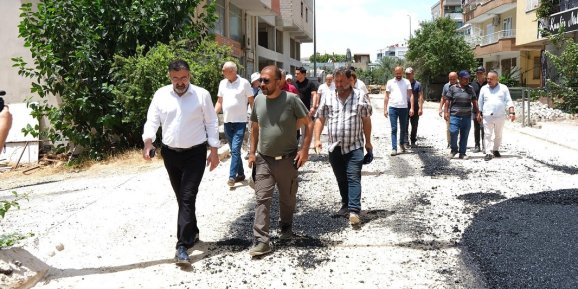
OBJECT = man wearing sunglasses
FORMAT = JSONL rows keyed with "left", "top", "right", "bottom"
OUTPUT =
{"left": 247, "top": 65, "right": 312, "bottom": 256}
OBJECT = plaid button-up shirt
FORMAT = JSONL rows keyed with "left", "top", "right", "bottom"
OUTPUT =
{"left": 316, "top": 88, "right": 372, "bottom": 154}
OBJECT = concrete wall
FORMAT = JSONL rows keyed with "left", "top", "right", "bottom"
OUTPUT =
{"left": 516, "top": 0, "right": 542, "bottom": 46}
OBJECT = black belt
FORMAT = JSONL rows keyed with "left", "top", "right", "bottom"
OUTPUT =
{"left": 259, "top": 151, "right": 297, "bottom": 160}
{"left": 163, "top": 142, "right": 207, "bottom": 152}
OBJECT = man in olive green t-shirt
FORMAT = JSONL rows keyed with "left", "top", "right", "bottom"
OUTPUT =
{"left": 247, "top": 65, "right": 312, "bottom": 257}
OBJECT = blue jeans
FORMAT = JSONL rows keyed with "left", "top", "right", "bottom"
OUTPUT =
{"left": 328, "top": 147, "right": 363, "bottom": 212}
{"left": 224, "top": 122, "right": 246, "bottom": 179}
{"left": 450, "top": 115, "right": 472, "bottom": 155}
{"left": 388, "top": 107, "right": 409, "bottom": 150}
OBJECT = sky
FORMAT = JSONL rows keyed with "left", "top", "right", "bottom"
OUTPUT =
{"left": 300, "top": 0, "right": 436, "bottom": 62}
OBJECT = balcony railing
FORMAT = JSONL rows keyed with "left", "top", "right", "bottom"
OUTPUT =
{"left": 464, "top": 29, "right": 516, "bottom": 47}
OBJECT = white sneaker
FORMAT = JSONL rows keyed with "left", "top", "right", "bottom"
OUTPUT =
{"left": 349, "top": 212, "right": 361, "bottom": 226}
{"left": 391, "top": 149, "right": 397, "bottom": 156}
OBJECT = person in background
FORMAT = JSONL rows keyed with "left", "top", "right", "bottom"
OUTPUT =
{"left": 470, "top": 66, "right": 487, "bottom": 153}
{"left": 0, "top": 91, "right": 12, "bottom": 151}
{"left": 477, "top": 70, "right": 515, "bottom": 161}
{"left": 444, "top": 70, "right": 479, "bottom": 160}
{"left": 384, "top": 66, "right": 414, "bottom": 156}
{"left": 245, "top": 72, "right": 261, "bottom": 160}
{"left": 317, "top": 73, "right": 335, "bottom": 103}
{"left": 247, "top": 65, "right": 312, "bottom": 256}
{"left": 142, "top": 59, "right": 220, "bottom": 266}
{"left": 281, "top": 69, "right": 299, "bottom": 94}
{"left": 404, "top": 67, "right": 424, "bottom": 147}
{"left": 215, "top": 61, "right": 254, "bottom": 187}
{"left": 350, "top": 69, "right": 369, "bottom": 96}
{"left": 314, "top": 67, "right": 372, "bottom": 226}
{"left": 439, "top": 72, "right": 458, "bottom": 148}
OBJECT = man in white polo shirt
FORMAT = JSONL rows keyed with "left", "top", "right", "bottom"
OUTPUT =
{"left": 384, "top": 66, "right": 414, "bottom": 155}
{"left": 477, "top": 70, "right": 515, "bottom": 161}
{"left": 215, "top": 61, "right": 254, "bottom": 186}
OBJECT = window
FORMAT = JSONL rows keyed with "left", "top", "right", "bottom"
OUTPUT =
{"left": 213, "top": 0, "right": 225, "bottom": 35}
{"left": 526, "top": 0, "right": 540, "bottom": 12}
{"left": 301, "top": 2, "right": 303, "bottom": 17}
{"left": 501, "top": 57, "right": 517, "bottom": 75}
{"left": 533, "top": 57, "right": 541, "bottom": 79}
{"left": 229, "top": 3, "right": 242, "bottom": 42}
{"left": 276, "top": 30, "right": 283, "bottom": 53}
{"left": 502, "top": 17, "right": 513, "bottom": 37}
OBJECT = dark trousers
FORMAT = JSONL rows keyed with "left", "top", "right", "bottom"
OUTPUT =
{"left": 473, "top": 118, "right": 484, "bottom": 148}
{"left": 405, "top": 114, "right": 420, "bottom": 144}
{"left": 162, "top": 144, "right": 207, "bottom": 249}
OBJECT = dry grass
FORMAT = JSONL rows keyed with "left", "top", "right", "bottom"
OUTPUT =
{"left": 0, "top": 149, "right": 163, "bottom": 189}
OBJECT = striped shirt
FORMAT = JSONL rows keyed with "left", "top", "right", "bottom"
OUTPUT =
{"left": 317, "top": 88, "right": 372, "bottom": 154}
{"left": 447, "top": 83, "right": 477, "bottom": 117}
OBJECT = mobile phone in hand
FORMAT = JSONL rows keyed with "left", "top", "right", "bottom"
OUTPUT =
{"left": 149, "top": 148, "right": 156, "bottom": 158}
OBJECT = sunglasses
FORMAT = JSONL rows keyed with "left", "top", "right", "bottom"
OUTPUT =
{"left": 258, "top": 78, "right": 272, "bottom": 84}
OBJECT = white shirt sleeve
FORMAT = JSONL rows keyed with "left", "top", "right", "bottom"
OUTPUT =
{"left": 502, "top": 84, "right": 514, "bottom": 109}
{"left": 478, "top": 86, "right": 485, "bottom": 113}
{"left": 142, "top": 93, "right": 161, "bottom": 142}
{"left": 201, "top": 90, "right": 220, "bottom": 148}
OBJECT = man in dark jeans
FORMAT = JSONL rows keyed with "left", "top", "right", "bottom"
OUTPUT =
{"left": 314, "top": 67, "right": 373, "bottom": 226}
{"left": 470, "top": 66, "right": 487, "bottom": 153}
{"left": 142, "top": 59, "right": 220, "bottom": 266}
{"left": 404, "top": 67, "right": 424, "bottom": 147}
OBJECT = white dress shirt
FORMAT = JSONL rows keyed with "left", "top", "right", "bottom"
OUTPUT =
{"left": 217, "top": 75, "right": 253, "bottom": 123}
{"left": 142, "top": 84, "right": 219, "bottom": 148}
{"left": 478, "top": 83, "right": 514, "bottom": 118}
{"left": 386, "top": 78, "right": 411, "bottom": 108}
{"left": 317, "top": 82, "right": 335, "bottom": 103}
{"left": 354, "top": 79, "right": 369, "bottom": 95}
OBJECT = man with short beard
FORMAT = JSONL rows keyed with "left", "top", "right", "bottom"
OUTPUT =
{"left": 142, "top": 59, "right": 220, "bottom": 266}
{"left": 248, "top": 65, "right": 312, "bottom": 256}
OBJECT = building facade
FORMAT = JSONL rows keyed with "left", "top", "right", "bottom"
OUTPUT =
{"left": 462, "top": 0, "right": 543, "bottom": 87}
{"left": 432, "top": 0, "right": 465, "bottom": 27}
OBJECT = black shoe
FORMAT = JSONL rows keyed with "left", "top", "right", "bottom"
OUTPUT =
{"left": 473, "top": 146, "right": 481, "bottom": 153}
{"left": 493, "top": 151, "right": 501, "bottom": 157}
{"left": 235, "top": 175, "right": 246, "bottom": 182}
{"left": 336, "top": 204, "right": 348, "bottom": 217}
{"left": 175, "top": 246, "right": 191, "bottom": 266}
{"left": 458, "top": 154, "right": 469, "bottom": 160}
{"left": 484, "top": 154, "right": 493, "bottom": 161}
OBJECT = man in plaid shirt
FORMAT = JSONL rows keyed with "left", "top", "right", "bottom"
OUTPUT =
{"left": 313, "top": 67, "right": 373, "bottom": 226}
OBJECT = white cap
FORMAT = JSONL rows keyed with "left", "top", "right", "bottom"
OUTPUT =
{"left": 286, "top": 74, "right": 293, "bottom": 80}
{"left": 250, "top": 72, "right": 260, "bottom": 84}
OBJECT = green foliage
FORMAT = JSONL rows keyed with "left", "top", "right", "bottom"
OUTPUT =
{"left": 0, "top": 192, "right": 27, "bottom": 219}
{"left": 544, "top": 32, "right": 578, "bottom": 113}
{"left": 110, "top": 40, "right": 237, "bottom": 145}
{"left": 499, "top": 67, "right": 521, "bottom": 87}
{"left": 536, "top": 0, "right": 558, "bottom": 20}
{"left": 406, "top": 17, "right": 477, "bottom": 83}
{"left": 0, "top": 192, "right": 31, "bottom": 248}
{"left": 13, "top": 0, "right": 217, "bottom": 159}
{"left": 309, "top": 53, "right": 347, "bottom": 63}
{"left": 355, "top": 57, "right": 405, "bottom": 85}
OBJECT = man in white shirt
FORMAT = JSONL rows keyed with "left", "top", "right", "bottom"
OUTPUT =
{"left": 477, "top": 70, "right": 515, "bottom": 161}
{"left": 215, "top": 62, "right": 254, "bottom": 187}
{"left": 384, "top": 66, "right": 414, "bottom": 155}
{"left": 317, "top": 73, "right": 335, "bottom": 103}
{"left": 351, "top": 70, "right": 369, "bottom": 96}
{"left": 142, "top": 59, "right": 220, "bottom": 266}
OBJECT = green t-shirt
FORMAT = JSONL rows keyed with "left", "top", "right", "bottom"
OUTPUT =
{"left": 250, "top": 91, "right": 308, "bottom": 157}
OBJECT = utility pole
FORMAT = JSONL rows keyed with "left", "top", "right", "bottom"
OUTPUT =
{"left": 313, "top": 0, "right": 317, "bottom": 80}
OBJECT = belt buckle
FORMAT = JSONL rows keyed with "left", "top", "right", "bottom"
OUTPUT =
{"left": 274, "top": 156, "right": 282, "bottom": 160}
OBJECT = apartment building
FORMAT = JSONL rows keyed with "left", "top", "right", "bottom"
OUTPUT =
{"left": 462, "top": 0, "right": 542, "bottom": 87}
{"left": 0, "top": 0, "right": 313, "bottom": 104}
{"left": 432, "top": 0, "right": 466, "bottom": 27}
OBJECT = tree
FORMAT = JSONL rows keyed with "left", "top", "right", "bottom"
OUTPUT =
{"left": 405, "top": 17, "right": 476, "bottom": 86}
{"left": 309, "top": 53, "right": 347, "bottom": 63}
{"left": 12, "top": 0, "right": 217, "bottom": 159}
{"left": 544, "top": 32, "right": 578, "bottom": 113}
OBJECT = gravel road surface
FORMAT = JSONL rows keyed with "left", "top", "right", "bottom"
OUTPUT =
{"left": 1, "top": 95, "right": 578, "bottom": 289}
